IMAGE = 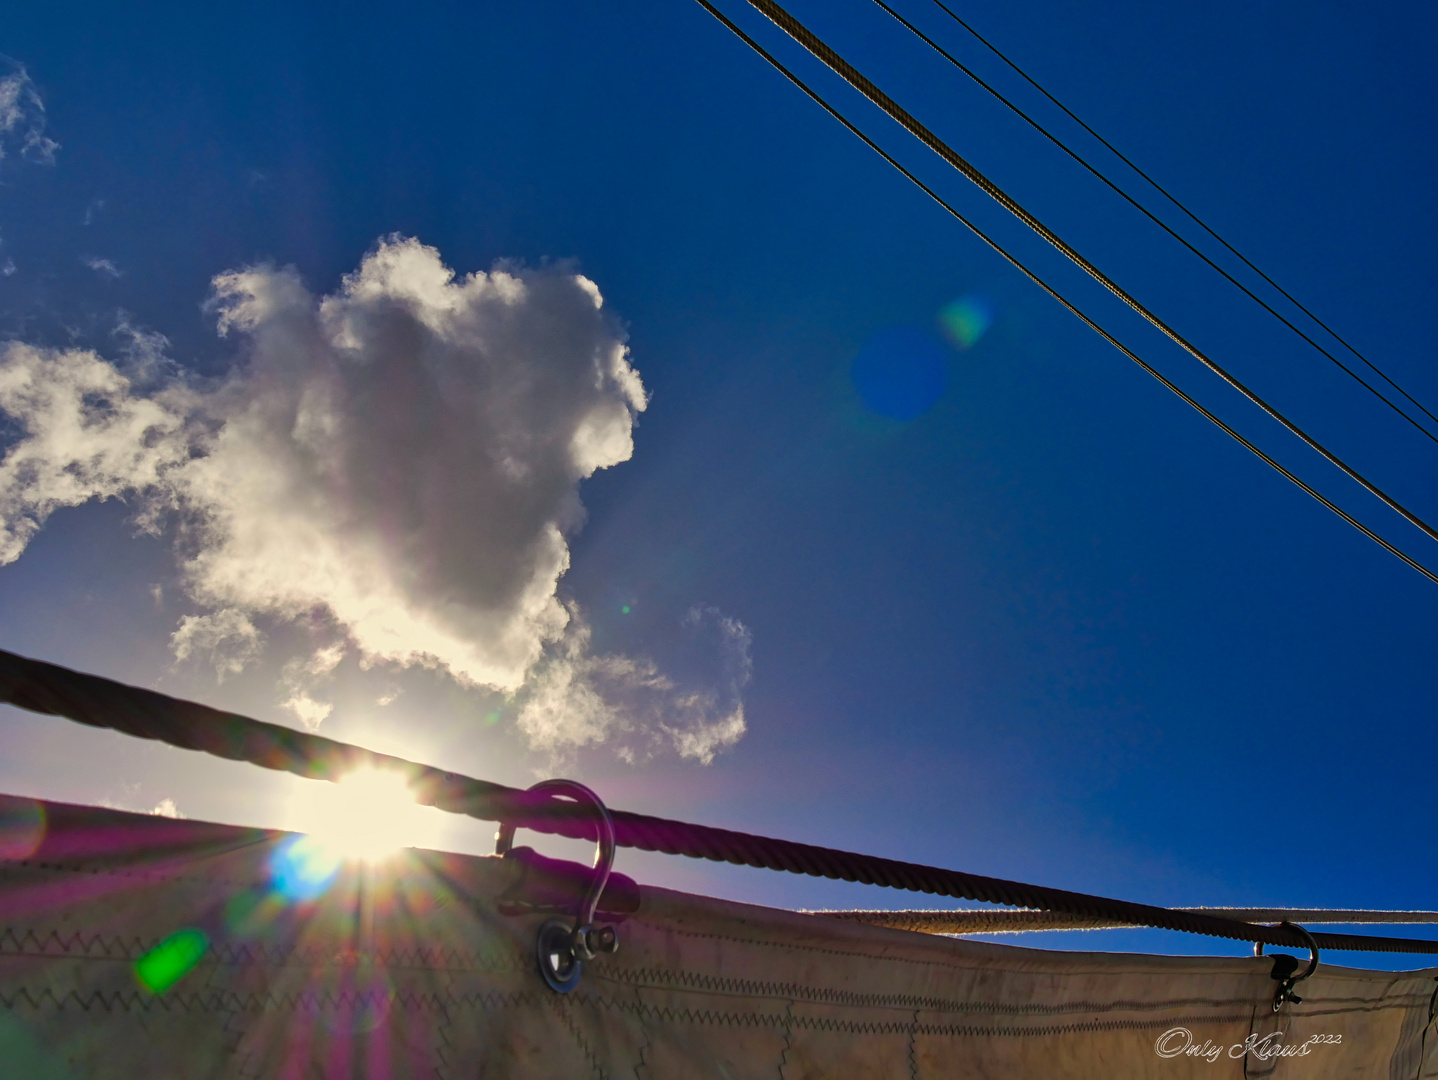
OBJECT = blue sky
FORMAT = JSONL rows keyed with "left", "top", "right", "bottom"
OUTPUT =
{"left": 1, "top": 0, "right": 1435, "bottom": 965}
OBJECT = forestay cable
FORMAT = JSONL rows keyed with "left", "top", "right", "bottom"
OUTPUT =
{"left": 724, "top": 0, "right": 1438, "bottom": 561}
{"left": 869, "top": 0, "right": 1438, "bottom": 445}
{"left": 688, "top": 0, "right": 1438, "bottom": 587}
{"left": 926, "top": 0, "right": 1438, "bottom": 433}
{"left": 3, "top": 647, "right": 1438, "bottom": 955}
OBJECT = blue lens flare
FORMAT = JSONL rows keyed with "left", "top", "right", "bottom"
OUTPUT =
{"left": 850, "top": 325, "right": 949, "bottom": 421}
{"left": 270, "top": 833, "right": 342, "bottom": 902}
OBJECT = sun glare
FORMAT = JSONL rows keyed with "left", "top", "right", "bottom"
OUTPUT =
{"left": 287, "top": 768, "right": 442, "bottom": 866}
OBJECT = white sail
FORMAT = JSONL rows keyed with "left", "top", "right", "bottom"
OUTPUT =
{"left": 1, "top": 794, "right": 1433, "bottom": 1078}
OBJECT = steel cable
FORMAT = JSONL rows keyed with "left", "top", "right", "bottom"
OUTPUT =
{"left": 926, "top": 0, "right": 1438, "bottom": 433}
{"left": 820, "top": 908, "right": 1438, "bottom": 950}
{"left": 3, "top": 647, "right": 1437, "bottom": 954}
{"left": 689, "top": 0, "right": 1438, "bottom": 587}
{"left": 719, "top": 0, "right": 1438, "bottom": 561}
{"left": 868, "top": 0, "right": 1438, "bottom": 445}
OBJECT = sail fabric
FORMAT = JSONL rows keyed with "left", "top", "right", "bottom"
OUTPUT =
{"left": 1, "top": 793, "right": 1435, "bottom": 1078}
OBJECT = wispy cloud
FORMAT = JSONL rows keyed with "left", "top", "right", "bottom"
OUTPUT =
{"left": 0, "top": 62, "right": 59, "bottom": 165}
{"left": 278, "top": 643, "right": 346, "bottom": 730}
{"left": 0, "top": 236, "right": 749, "bottom": 762}
{"left": 81, "top": 254, "right": 121, "bottom": 278}
{"left": 171, "top": 609, "right": 264, "bottom": 680}
{"left": 519, "top": 604, "right": 751, "bottom": 764}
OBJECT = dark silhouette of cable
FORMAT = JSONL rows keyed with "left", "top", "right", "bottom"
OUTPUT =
{"left": 4, "top": 645, "right": 1438, "bottom": 954}
{"left": 721, "top": 0, "right": 1438, "bottom": 565}
{"left": 924, "top": 0, "right": 1438, "bottom": 433}
{"left": 868, "top": 0, "right": 1438, "bottom": 446}
{"left": 689, "top": 0, "right": 1438, "bottom": 586}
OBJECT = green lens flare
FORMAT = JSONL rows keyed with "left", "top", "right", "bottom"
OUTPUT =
{"left": 135, "top": 929, "right": 208, "bottom": 993}
{"left": 938, "top": 296, "right": 994, "bottom": 350}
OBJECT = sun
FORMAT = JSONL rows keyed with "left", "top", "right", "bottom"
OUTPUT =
{"left": 285, "top": 767, "right": 444, "bottom": 865}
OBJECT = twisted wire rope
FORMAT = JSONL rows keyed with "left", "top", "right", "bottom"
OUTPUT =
{"left": 714, "top": 0, "right": 1438, "bottom": 574}
{"left": 687, "top": 0, "right": 1438, "bottom": 586}
{"left": 867, "top": 0, "right": 1438, "bottom": 444}
{"left": 2, "top": 648, "right": 1435, "bottom": 955}
{"left": 923, "top": 0, "right": 1438, "bottom": 432}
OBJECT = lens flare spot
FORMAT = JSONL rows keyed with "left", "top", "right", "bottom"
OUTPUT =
{"left": 225, "top": 885, "right": 289, "bottom": 934}
{"left": 0, "top": 798, "right": 45, "bottom": 861}
{"left": 938, "top": 295, "right": 994, "bottom": 350}
{"left": 270, "top": 833, "right": 342, "bottom": 902}
{"left": 135, "top": 929, "right": 208, "bottom": 993}
{"left": 850, "top": 326, "right": 949, "bottom": 421}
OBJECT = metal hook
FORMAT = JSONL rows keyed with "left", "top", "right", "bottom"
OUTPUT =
{"left": 496, "top": 779, "right": 619, "bottom": 993}
{"left": 1270, "top": 922, "right": 1319, "bottom": 1012}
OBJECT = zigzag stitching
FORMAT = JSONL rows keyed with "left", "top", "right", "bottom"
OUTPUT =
{"left": 1, "top": 986, "right": 544, "bottom": 1016}
{"left": 1, "top": 927, "right": 154, "bottom": 959}
{"left": 432, "top": 973, "right": 458, "bottom": 1080}
{"left": 645, "top": 1001, "right": 1254, "bottom": 1039}
{"left": 209, "top": 961, "right": 258, "bottom": 1080}
{"left": 0, "top": 986, "right": 237, "bottom": 1014}
{"left": 550, "top": 995, "right": 609, "bottom": 1080}
{"left": 776, "top": 1001, "right": 794, "bottom": 1079}
{"left": 1, "top": 926, "right": 522, "bottom": 972}
{"left": 498, "top": 992, "right": 1260, "bottom": 1042}
{"left": 631, "top": 984, "right": 653, "bottom": 1080}
{"left": 592, "top": 964, "right": 1257, "bottom": 1017}
{"left": 8, "top": 856, "right": 256, "bottom": 891}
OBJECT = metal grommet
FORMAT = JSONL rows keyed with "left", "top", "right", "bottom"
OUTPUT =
{"left": 536, "top": 918, "right": 582, "bottom": 994}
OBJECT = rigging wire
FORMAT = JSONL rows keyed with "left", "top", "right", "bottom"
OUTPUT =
{"left": 925, "top": 0, "right": 1438, "bottom": 433}
{"left": 704, "top": 0, "right": 1438, "bottom": 576}
{"left": 820, "top": 907, "right": 1438, "bottom": 936}
{"left": 868, "top": 0, "right": 1438, "bottom": 446}
{"left": 688, "top": 0, "right": 1438, "bottom": 587}
{"left": 3, "top": 645, "right": 1437, "bottom": 955}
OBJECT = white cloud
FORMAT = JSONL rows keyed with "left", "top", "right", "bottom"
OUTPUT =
{"left": 518, "top": 605, "right": 752, "bottom": 764}
{"left": 278, "top": 643, "right": 345, "bottom": 730}
{"left": 97, "top": 785, "right": 184, "bottom": 818}
{"left": 188, "top": 236, "right": 646, "bottom": 689}
{"left": 0, "top": 63, "right": 58, "bottom": 165}
{"left": 112, "top": 313, "right": 174, "bottom": 382}
{"left": 0, "top": 236, "right": 748, "bottom": 761}
{"left": 0, "top": 343, "right": 191, "bottom": 565}
{"left": 171, "top": 609, "right": 264, "bottom": 679}
{"left": 82, "top": 255, "right": 121, "bottom": 278}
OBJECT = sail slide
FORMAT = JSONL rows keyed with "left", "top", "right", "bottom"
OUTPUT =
{"left": 1, "top": 794, "right": 1433, "bottom": 1078}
